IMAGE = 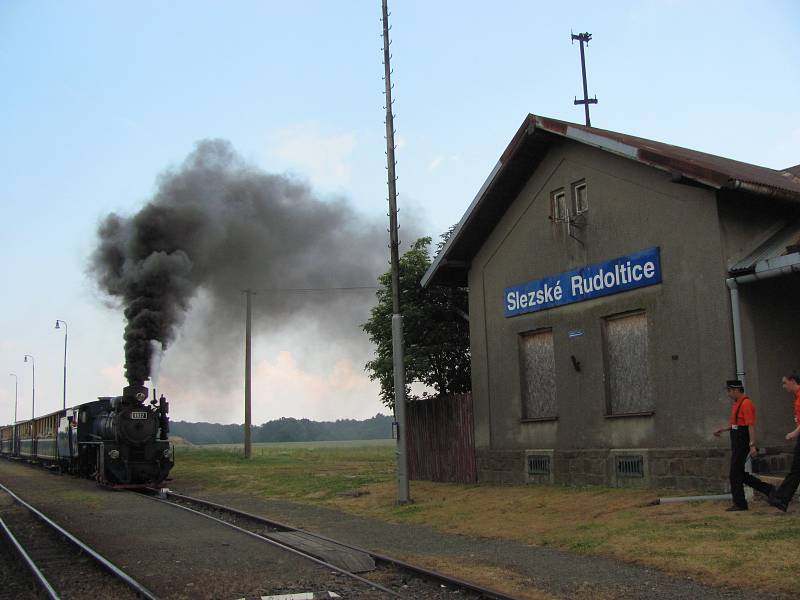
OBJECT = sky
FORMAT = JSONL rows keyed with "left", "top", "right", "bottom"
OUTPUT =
{"left": 1, "top": 1, "right": 798, "bottom": 426}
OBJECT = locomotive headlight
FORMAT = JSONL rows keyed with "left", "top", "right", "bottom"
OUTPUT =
{"left": 109, "top": 449, "right": 120, "bottom": 459}
{"left": 163, "top": 449, "right": 170, "bottom": 458}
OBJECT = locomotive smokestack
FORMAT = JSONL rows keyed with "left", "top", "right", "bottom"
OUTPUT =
{"left": 123, "top": 383, "right": 148, "bottom": 402}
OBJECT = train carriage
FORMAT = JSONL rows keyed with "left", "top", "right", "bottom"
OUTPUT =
{"left": 0, "top": 425, "right": 13, "bottom": 455}
{"left": 34, "top": 413, "right": 58, "bottom": 461}
{"left": 17, "top": 421, "right": 35, "bottom": 459}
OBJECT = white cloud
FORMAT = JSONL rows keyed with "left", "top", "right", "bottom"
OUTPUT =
{"left": 427, "top": 153, "right": 460, "bottom": 173}
{"left": 269, "top": 122, "right": 356, "bottom": 189}
{"left": 99, "top": 362, "right": 126, "bottom": 392}
{"left": 161, "top": 349, "right": 383, "bottom": 425}
{"left": 252, "top": 351, "right": 380, "bottom": 422}
{"left": 428, "top": 155, "right": 444, "bottom": 172}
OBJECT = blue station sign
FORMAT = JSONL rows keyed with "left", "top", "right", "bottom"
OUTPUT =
{"left": 504, "top": 247, "right": 662, "bottom": 318}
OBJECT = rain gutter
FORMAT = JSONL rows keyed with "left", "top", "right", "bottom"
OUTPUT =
{"left": 723, "top": 179, "right": 800, "bottom": 204}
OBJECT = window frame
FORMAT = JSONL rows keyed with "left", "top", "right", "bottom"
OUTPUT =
{"left": 572, "top": 180, "right": 588, "bottom": 215}
{"left": 518, "top": 327, "right": 559, "bottom": 422}
{"left": 601, "top": 309, "right": 655, "bottom": 418}
{"left": 550, "top": 188, "right": 567, "bottom": 223}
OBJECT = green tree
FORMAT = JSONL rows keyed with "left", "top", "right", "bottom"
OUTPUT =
{"left": 363, "top": 232, "right": 470, "bottom": 408}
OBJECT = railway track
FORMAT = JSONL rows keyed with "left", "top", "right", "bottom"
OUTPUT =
{"left": 141, "top": 488, "right": 520, "bottom": 600}
{"left": 0, "top": 483, "right": 159, "bottom": 600}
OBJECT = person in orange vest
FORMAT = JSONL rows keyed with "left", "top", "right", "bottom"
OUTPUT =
{"left": 713, "top": 379, "right": 773, "bottom": 511}
{"left": 766, "top": 374, "right": 800, "bottom": 512}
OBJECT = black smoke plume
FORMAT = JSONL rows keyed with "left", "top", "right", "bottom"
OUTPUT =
{"left": 90, "top": 140, "right": 393, "bottom": 386}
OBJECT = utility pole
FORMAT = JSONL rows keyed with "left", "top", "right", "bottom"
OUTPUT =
{"left": 243, "top": 289, "right": 254, "bottom": 459}
{"left": 55, "top": 320, "right": 68, "bottom": 409}
{"left": 381, "top": 0, "right": 410, "bottom": 504}
{"left": 23, "top": 355, "right": 34, "bottom": 420}
{"left": 9, "top": 373, "right": 18, "bottom": 423}
{"left": 571, "top": 31, "right": 597, "bottom": 126}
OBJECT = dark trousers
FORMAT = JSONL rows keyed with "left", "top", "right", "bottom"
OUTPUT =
{"left": 773, "top": 436, "right": 800, "bottom": 504}
{"left": 730, "top": 428, "right": 774, "bottom": 508}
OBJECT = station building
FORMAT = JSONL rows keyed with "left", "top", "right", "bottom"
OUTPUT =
{"left": 422, "top": 114, "right": 800, "bottom": 491}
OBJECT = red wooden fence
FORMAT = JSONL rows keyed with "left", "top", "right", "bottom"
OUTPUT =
{"left": 406, "top": 392, "right": 477, "bottom": 483}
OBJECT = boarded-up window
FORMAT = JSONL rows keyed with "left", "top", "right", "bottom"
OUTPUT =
{"left": 519, "top": 329, "right": 557, "bottom": 419}
{"left": 604, "top": 311, "right": 654, "bottom": 415}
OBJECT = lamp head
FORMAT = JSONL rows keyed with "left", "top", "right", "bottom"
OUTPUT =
{"left": 55, "top": 320, "right": 60, "bottom": 329}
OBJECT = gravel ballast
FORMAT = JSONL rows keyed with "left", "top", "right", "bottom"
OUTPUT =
{"left": 184, "top": 490, "right": 792, "bottom": 600}
{"left": 0, "top": 460, "right": 391, "bottom": 600}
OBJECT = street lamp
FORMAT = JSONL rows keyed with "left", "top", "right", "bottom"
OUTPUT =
{"left": 9, "top": 373, "right": 18, "bottom": 424}
{"left": 23, "top": 355, "right": 35, "bottom": 419}
{"left": 55, "top": 320, "right": 68, "bottom": 409}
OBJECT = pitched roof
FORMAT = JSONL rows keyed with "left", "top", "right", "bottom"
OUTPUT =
{"left": 422, "top": 114, "right": 800, "bottom": 288}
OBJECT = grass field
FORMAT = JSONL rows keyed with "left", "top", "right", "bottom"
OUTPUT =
{"left": 172, "top": 439, "right": 395, "bottom": 501}
{"left": 172, "top": 441, "right": 799, "bottom": 596}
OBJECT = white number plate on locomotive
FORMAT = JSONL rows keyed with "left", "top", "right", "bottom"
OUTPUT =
{"left": 130, "top": 412, "right": 148, "bottom": 419}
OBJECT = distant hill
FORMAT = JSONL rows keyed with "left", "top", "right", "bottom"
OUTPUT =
{"left": 170, "top": 414, "right": 393, "bottom": 445}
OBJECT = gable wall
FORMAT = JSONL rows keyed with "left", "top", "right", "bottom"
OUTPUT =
{"left": 468, "top": 139, "right": 734, "bottom": 453}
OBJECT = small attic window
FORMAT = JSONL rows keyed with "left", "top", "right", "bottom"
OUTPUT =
{"left": 573, "top": 180, "right": 588, "bottom": 215}
{"left": 551, "top": 189, "right": 567, "bottom": 222}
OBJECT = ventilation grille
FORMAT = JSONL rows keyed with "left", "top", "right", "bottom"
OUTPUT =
{"left": 527, "top": 455, "right": 551, "bottom": 476}
{"left": 616, "top": 455, "right": 644, "bottom": 478}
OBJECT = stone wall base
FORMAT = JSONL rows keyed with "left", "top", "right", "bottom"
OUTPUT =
{"left": 476, "top": 447, "right": 760, "bottom": 492}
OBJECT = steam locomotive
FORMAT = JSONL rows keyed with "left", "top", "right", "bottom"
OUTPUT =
{"left": 0, "top": 384, "right": 173, "bottom": 486}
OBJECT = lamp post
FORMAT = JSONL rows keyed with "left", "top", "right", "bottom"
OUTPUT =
{"left": 9, "top": 373, "right": 18, "bottom": 424}
{"left": 23, "top": 355, "right": 34, "bottom": 419}
{"left": 55, "top": 320, "right": 68, "bottom": 409}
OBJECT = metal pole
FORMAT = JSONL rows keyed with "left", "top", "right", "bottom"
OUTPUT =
{"left": 578, "top": 40, "right": 590, "bottom": 126}
{"left": 571, "top": 32, "right": 598, "bottom": 127}
{"left": 10, "top": 373, "right": 18, "bottom": 453}
{"left": 381, "top": 0, "right": 410, "bottom": 504}
{"left": 24, "top": 355, "right": 34, "bottom": 420}
{"left": 243, "top": 289, "right": 253, "bottom": 459}
{"left": 9, "top": 373, "right": 17, "bottom": 423}
{"left": 56, "top": 320, "right": 68, "bottom": 409}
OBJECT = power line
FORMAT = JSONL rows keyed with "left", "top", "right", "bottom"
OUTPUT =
{"left": 252, "top": 286, "right": 378, "bottom": 293}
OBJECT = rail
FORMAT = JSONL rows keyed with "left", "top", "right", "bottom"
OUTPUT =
{"left": 0, "top": 483, "right": 160, "bottom": 600}
{"left": 146, "top": 488, "right": 520, "bottom": 600}
{"left": 0, "top": 517, "right": 60, "bottom": 600}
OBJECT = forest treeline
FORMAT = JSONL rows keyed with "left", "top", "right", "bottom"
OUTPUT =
{"left": 170, "top": 414, "right": 393, "bottom": 444}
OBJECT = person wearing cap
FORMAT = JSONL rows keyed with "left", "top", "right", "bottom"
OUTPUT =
{"left": 766, "top": 374, "right": 800, "bottom": 512}
{"left": 713, "top": 379, "right": 773, "bottom": 511}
